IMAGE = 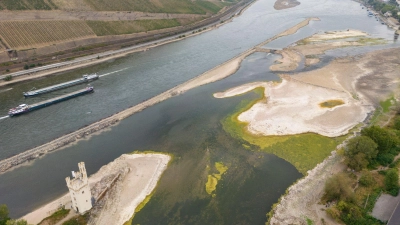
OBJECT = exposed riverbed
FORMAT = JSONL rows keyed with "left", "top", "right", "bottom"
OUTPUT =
{"left": 0, "top": 0, "right": 399, "bottom": 223}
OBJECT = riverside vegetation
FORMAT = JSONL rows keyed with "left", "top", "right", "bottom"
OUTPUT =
{"left": 321, "top": 111, "right": 400, "bottom": 224}
{"left": 222, "top": 87, "right": 347, "bottom": 174}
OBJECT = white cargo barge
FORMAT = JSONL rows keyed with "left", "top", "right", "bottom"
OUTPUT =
{"left": 23, "top": 74, "right": 98, "bottom": 97}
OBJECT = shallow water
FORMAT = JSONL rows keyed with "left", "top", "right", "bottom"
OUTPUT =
{"left": 0, "top": 0, "right": 399, "bottom": 222}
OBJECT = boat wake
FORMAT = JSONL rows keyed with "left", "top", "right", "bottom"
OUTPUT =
{"left": 0, "top": 115, "right": 9, "bottom": 120}
{"left": 0, "top": 88, "right": 13, "bottom": 93}
{"left": 99, "top": 68, "right": 129, "bottom": 78}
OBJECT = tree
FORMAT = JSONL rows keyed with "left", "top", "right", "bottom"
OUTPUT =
{"left": 361, "top": 126, "right": 398, "bottom": 153}
{"left": 385, "top": 169, "right": 399, "bottom": 196}
{"left": 393, "top": 117, "right": 400, "bottom": 130}
{"left": 0, "top": 205, "right": 10, "bottom": 225}
{"left": 323, "top": 173, "right": 354, "bottom": 202}
{"left": 345, "top": 136, "right": 378, "bottom": 170}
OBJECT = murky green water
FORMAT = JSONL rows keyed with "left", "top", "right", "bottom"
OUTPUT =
{"left": 0, "top": 0, "right": 399, "bottom": 222}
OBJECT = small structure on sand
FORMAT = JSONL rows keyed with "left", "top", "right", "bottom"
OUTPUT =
{"left": 66, "top": 162, "right": 92, "bottom": 214}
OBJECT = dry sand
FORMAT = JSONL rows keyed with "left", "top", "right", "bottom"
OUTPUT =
{"left": 306, "top": 30, "right": 367, "bottom": 42}
{"left": 1, "top": 18, "right": 318, "bottom": 174}
{"left": 269, "top": 49, "right": 302, "bottom": 71}
{"left": 214, "top": 77, "right": 371, "bottom": 137}
{"left": 22, "top": 153, "right": 170, "bottom": 225}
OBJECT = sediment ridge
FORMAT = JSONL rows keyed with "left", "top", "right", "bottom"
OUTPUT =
{"left": 0, "top": 17, "right": 318, "bottom": 174}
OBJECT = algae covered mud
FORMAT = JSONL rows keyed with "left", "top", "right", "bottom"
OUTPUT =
{"left": 0, "top": 0, "right": 399, "bottom": 224}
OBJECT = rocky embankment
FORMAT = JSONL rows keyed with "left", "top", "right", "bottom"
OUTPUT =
{"left": 0, "top": 17, "right": 318, "bottom": 174}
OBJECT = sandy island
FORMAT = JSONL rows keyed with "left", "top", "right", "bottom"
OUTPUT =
{"left": 22, "top": 153, "right": 170, "bottom": 225}
{"left": 213, "top": 28, "right": 400, "bottom": 224}
{"left": 214, "top": 77, "right": 371, "bottom": 137}
{"left": 274, "top": 0, "right": 301, "bottom": 10}
{"left": 0, "top": 18, "right": 319, "bottom": 174}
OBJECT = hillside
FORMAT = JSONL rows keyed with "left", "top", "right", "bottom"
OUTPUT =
{"left": 0, "top": 0, "right": 247, "bottom": 75}
{"left": 0, "top": 0, "right": 232, "bottom": 14}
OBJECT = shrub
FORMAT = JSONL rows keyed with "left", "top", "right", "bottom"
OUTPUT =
{"left": 23, "top": 64, "right": 29, "bottom": 70}
{"left": 323, "top": 173, "right": 354, "bottom": 202}
{"left": 3, "top": 75, "right": 12, "bottom": 81}
{"left": 385, "top": 169, "right": 399, "bottom": 196}
{"left": 359, "top": 172, "right": 374, "bottom": 187}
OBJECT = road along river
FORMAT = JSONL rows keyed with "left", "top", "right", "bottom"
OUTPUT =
{"left": 0, "top": 0, "right": 398, "bottom": 222}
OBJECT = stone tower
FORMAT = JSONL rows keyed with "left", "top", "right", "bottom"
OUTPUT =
{"left": 65, "top": 162, "right": 92, "bottom": 214}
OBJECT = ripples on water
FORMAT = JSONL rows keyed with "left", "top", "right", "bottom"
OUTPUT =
{"left": 0, "top": 0, "right": 399, "bottom": 221}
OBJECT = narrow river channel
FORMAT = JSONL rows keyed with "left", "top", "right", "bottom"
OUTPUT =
{"left": 0, "top": 0, "right": 398, "bottom": 222}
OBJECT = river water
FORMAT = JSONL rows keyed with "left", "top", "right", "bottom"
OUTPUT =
{"left": 0, "top": 0, "right": 398, "bottom": 222}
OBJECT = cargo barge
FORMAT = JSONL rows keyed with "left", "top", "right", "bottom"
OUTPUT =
{"left": 9, "top": 86, "right": 94, "bottom": 117}
{"left": 23, "top": 74, "right": 98, "bottom": 97}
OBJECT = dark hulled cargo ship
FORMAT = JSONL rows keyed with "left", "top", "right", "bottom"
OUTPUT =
{"left": 9, "top": 86, "right": 94, "bottom": 117}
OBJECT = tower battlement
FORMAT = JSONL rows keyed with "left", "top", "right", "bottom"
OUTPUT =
{"left": 65, "top": 162, "right": 92, "bottom": 214}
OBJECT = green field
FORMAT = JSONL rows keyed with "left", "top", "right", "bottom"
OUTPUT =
{"left": 222, "top": 88, "right": 346, "bottom": 174}
{"left": 84, "top": 0, "right": 225, "bottom": 14}
{"left": 86, "top": 19, "right": 182, "bottom": 36}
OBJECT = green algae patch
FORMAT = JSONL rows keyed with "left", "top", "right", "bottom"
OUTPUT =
{"left": 206, "top": 162, "right": 228, "bottom": 195}
{"left": 319, "top": 99, "right": 344, "bottom": 108}
{"left": 222, "top": 89, "right": 343, "bottom": 175}
{"left": 123, "top": 192, "right": 154, "bottom": 225}
{"left": 206, "top": 175, "right": 218, "bottom": 195}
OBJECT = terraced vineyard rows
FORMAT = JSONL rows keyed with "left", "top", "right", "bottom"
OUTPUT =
{"left": 84, "top": 0, "right": 224, "bottom": 14}
{"left": 0, "top": 21, "right": 96, "bottom": 49}
{"left": 86, "top": 19, "right": 182, "bottom": 36}
{"left": 0, "top": 0, "right": 58, "bottom": 10}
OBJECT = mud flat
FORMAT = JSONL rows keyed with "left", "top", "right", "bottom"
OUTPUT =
{"left": 214, "top": 77, "right": 371, "bottom": 137}
{"left": 274, "top": 0, "right": 300, "bottom": 10}
{"left": 22, "top": 153, "right": 170, "bottom": 225}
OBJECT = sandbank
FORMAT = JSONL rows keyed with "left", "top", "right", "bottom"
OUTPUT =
{"left": 215, "top": 78, "right": 371, "bottom": 137}
{"left": 274, "top": 0, "right": 301, "bottom": 10}
{"left": 22, "top": 153, "right": 170, "bottom": 225}
{"left": 0, "top": 17, "right": 319, "bottom": 174}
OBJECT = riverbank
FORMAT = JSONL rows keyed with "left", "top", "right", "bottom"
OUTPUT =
{"left": 0, "top": 17, "right": 317, "bottom": 174}
{"left": 266, "top": 44, "right": 400, "bottom": 224}
{"left": 22, "top": 153, "right": 170, "bottom": 225}
{"left": 0, "top": 0, "right": 253, "bottom": 87}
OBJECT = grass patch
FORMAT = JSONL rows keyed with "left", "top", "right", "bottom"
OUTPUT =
{"left": 38, "top": 208, "right": 70, "bottom": 225}
{"left": 356, "top": 37, "right": 387, "bottom": 45}
{"left": 380, "top": 96, "right": 395, "bottom": 113}
{"left": 222, "top": 88, "right": 343, "bottom": 174}
{"left": 205, "top": 162, "right": 228, "bottom": 195}
{"left": 86, "top": 19, "right": 181, "bottom": 36}
{"left": 62, "top": 212, "right": 89, "bottom": 225}
{"left": 319, "top": 99, "right": 344, "bottom": 108}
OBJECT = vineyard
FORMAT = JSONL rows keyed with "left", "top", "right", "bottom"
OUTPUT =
{"left": 86, "top": 19, "right": 181, "bottom": 36}
{"left": 84, "top": 0, "right": 223, "bottom": 14}
{"left": 0, "top": 21, "right": 96, "bottom": 49}
{"left": 0, "top": 0, "right": 58, "bottom": 10}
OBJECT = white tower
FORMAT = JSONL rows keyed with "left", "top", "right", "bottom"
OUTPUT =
{"left": 66, "top": 162, "right": 92, "bottom": 214}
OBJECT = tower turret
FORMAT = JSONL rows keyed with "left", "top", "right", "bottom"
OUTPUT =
{"left": 66, "top": 162, "right": 92, "bottom": 214}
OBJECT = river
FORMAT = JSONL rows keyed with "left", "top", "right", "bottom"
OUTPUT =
{"left": 0, "top": 0, "right": 398, "bottom": 222}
